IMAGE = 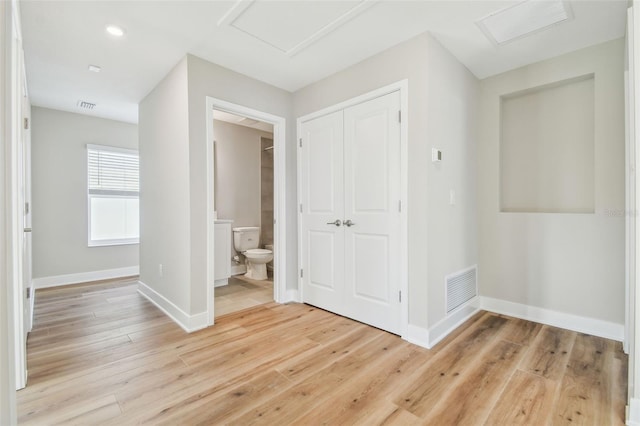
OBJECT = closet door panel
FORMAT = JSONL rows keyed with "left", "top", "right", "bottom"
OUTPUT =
{"left": 300, "top": 111, "right": 345, "bottom": 312}
{"left": 343, "top": 91, "right": 401, "bottom": 334}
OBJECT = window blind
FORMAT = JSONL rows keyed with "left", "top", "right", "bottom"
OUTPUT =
{"left": 87, "top": 144, "right": 139, "bottom": 196}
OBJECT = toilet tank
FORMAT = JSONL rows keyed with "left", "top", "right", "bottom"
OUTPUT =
{"left": 232, "top": 227, "right": 260, "bottom": 251}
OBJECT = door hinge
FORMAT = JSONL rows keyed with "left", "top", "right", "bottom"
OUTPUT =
{"left": 398, "top": 290, "right": 401, "bottom": 302}
{"left": 299, "top": 138, "right": 303, "bottom": 148}
{"left": 24, "top": 117, "right": 29, "bottom": 130}
{"left": 25, "top": 202, "right": 29, "bottom": 215}
{"left": 299, "top": 204, "right": 303, "bottom": 213}
{"left": 26, "top": 287, "right": 31, "bottom": 299}
{"left": 398, "top": 200, "right": 401, "bottom": 212}
{"left": 398, "top": 111, "right": 401, "bottom": 123}
{"left": 300, "top": 269, "right": 304, "bottom": 278}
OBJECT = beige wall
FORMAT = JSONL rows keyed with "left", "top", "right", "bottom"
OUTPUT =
{"left": 213, "top": 119, "right": 272, "bottom": 255}
{"left": 140, "top": 54, "right": 293, "bottom": 317}
{"left": 500, "top": 76, "right": 595, "bottom": 213}
{"left": 139, "top": 57, "right": 192, "bottom": 313}
{"left": 425, "top": 36, "right": 480, "bottom": 327}
{"left": 31, "top": 107, "right": 139, "bottom": 279}
{"left": 478, "top": 38, "right": 625, "bottom": 324}
{"left": 293, "top": 33, "right": 479, "bottom": 329}
{"left": 186, "top": 54, "right": 293, "bottom": 314}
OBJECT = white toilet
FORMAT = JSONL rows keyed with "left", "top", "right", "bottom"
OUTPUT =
{"left": 232, "top": 227, "right": 273, "bottom": 280}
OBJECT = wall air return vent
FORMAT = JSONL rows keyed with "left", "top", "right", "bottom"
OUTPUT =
{"left": 446, "top": 266, "right": 477, "bottom": 313}
{"left": 77, "top": 100, "right": 96, "bottom": 110}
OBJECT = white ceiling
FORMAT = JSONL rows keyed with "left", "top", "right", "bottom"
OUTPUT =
{"left": 20, "top": 0, "right": 627, "bottom": 124}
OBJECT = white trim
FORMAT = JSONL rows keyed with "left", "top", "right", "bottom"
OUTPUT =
{"left": 205, "top": 97, "right": 287, "bottom": 325}
{"left": 137, "top": 280, "right": 208, "bottom": 333}
{"left": 33, "top": 266, "right": 139, "bottom": 289}
{"left": 628, "top": 398, "right": 640, "bottom": 425}
{"left": 283, "top": 289, "right": 300, "bottom": 304}
{"left": 214, "top": 278, "right": 228, "bottom": 288}
{"left": 405, "top": 299, "right": 480, "bottom": 350}
{"left": 296, "top": 79, "right": 409, "bottom": 338}
{"left": 405, "top": 324, "right": 430, "bottom": 349}
{"left": 428, "top": 300, "right": 481, "bottom": 348}
{"left": 480, "top": 296, "right": 624, "bottom": 342}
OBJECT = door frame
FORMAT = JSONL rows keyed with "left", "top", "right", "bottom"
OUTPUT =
{"left": 296, "top": 79, "right": 409, "bottom": 338}
{"left": 204, "top": 97, "right": 287, "bottom": 325}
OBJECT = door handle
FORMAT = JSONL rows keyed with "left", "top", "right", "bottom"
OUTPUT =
{"left": 344, "top": 220, "right": 355, "bottom": 227}
{"left": 23, "top": 228, "right": 32, "bottom": 233}
{"left": 326, "top": 219, "right": 342, "bottom": 227}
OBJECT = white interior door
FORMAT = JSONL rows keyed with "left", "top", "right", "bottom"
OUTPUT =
{"left": 300, "top": 111, "right": 345, "bottom": 313}
{"left": 343, "top": 91, "right": 401, "bottom": 334}
{"left": 22, "top": 74, "right": 32, "bottom": 335}
{"left": 300, "top": 91, "right": 401, "bottom": 335}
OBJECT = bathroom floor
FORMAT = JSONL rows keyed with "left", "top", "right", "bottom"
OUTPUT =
{"left": 214, "top": 275, "right": 273, "bottom": 317}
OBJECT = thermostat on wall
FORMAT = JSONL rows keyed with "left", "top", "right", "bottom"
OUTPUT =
{"left": 432, "top": 148, "right": 442, "bottom": 162}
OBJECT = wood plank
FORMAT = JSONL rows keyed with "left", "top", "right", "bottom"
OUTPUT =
{"left": 225, "top": 333, "right": 403, "bottom": 425}
{"left": 352, "top": 400, "right": 423, "bottom": 426}
{"left": 392, "top": 314, "right": 508, "bottom": 418}
{"left": 484, "top": 369, "right": 557, "bottom": 425}
{"left": 292, "top": 344, "right": 430, "bottom": 424}
{"left": 17, "top": 279, "right": 628, "bottom": 425}
{"left": 552, "top": 333, "right": 619, "bottom": 425}
{"left": 498, "top": 315, "right": 543, "bottom": 346}
{"left": 422, "top": 339, "right": 526, "bottom": 425}
{"left": 519, "top": 325, "right": 576, "bottom": 380}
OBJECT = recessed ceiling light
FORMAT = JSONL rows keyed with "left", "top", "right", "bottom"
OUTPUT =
{"left": 106, "top": 25, "right": 125, "bottom": 37}
{"left": 477, "top": 0, "right": 572, "bottom": 45}
{"left": 88, "top": 65, "right": 101, "bottom": 73}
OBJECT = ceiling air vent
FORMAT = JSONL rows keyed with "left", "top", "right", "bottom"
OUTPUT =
{"left": 77, "top": 100, "right": 96, "bottom": 110}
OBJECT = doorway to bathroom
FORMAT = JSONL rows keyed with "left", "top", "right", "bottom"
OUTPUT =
{"left": 205, "top": 97, "right": 287, "bottom": 323}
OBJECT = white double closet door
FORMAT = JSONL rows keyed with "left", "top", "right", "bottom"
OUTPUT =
{"left": 300, "top": 91, "right": 401, "bottom": 335}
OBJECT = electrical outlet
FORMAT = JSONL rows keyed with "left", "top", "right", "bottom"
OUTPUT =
{"left": 159, "top": 264, "right": 164, "bottom": 278}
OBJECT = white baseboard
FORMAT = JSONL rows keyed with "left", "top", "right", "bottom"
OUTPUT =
{"left": 628, "top": 398, "right": 640, "bottom": 425}
{"left": 231, "top": 265, "right": 246, "bottom": 275}
{"left": 428, "top": 301, "right": 480, "bottom": 348}
{"left": 34, "top": 266, "right": 139, "bottom": 289}
{"left": 405, "top": 299, "right": 480, "bottom": 350}
{"left": 137, "top": 280, "right": 208, "bottom": 333}
{"left": 405, "top": 324, "right": 430, "bottom": 349}
{"left": 214, "top": 278, "right": 228, "bottom": 287}
{"left": 480, "top": 296, "right": 624, "bottom": 342}
{"left": 282, "top": 289, "right": 300, "bottom": 303}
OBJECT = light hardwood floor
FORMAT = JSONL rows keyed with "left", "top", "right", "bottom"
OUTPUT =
{"left": 18, "top": 278, "right": 627, "bottom": 425}
{"left": 215, "top": 275, "right": 273, "bottom": 317}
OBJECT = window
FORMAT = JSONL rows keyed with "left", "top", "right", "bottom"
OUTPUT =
{"left": 87, "top": 144, "right": 139, "bottom": 246}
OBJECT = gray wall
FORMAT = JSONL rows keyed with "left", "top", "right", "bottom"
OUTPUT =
{"left": 478, "top": 38, "right": 625, "bottom": 324}
{"left": 293, "top": 33, "right": 480, "bottom": 330}
{"left": 186, "top": 54, "right": 293, "bottom": 314}
{"left": 139, "top": 57, "right": 192, "bottom": 313}
{"left": 139, "top": 54, "right": 293, "bottom": 317}
{"left": 31, "top": 107, "right": 139, "bottom": 279}
{"left": 213, "top": 119, "right": 273, "bottom": 255}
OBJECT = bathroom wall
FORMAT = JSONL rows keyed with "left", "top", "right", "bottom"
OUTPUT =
{"left": 213, "top": 119, "right": 273, "bottom": 257}
{"left": 261, "top": 137, "right": 274, "bottom": 247}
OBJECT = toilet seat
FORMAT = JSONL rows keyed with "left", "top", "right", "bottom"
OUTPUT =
{"left": 245, "top": 249, "right": 272, "bottom": 255}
